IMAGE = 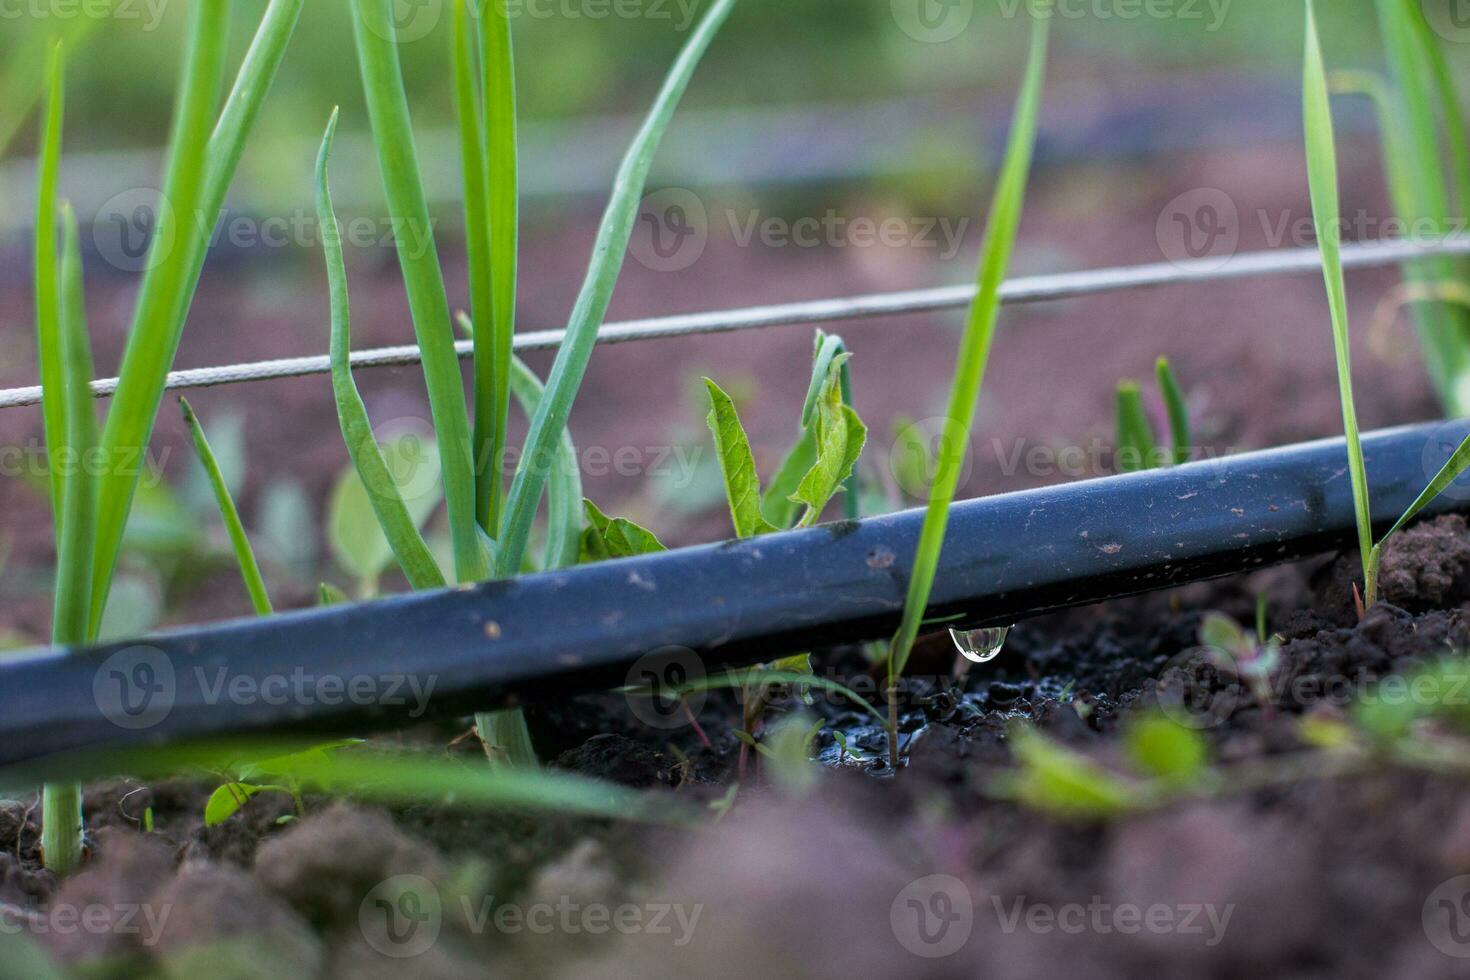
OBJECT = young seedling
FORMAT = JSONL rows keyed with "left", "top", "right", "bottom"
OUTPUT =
{"left": 28, "top": 2, "right": 305, "bottom": 871}
{"left": 885, "top": 8, "right": 1052, "bottom": 770}
{"left": 702, "top": 332, "right": 867, "bottom": 771}
{"left": 1303, "top": 1, "right": 1470, "bottom": 610}
{"left": 1199, "top": 612, "right": 1281, "bottom": 717}
{"left": 1114, "top": 357, "right": 1191, "bottom": 473}
{"left": 341, "top": 0, "right": 738, "bottom": 765}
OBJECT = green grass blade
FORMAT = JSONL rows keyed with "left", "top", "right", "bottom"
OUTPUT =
{"left": 1381, "top": 434, "right": 1470, "bottom": 542}
{"left": 509, "top": 355, "right": 582, "bottom": 571}
{"left": 1114, "top": 381, "right": 1156, "bottom": 473}
{"left": 351, "top": 0, "right": 485, "bottom": 585}
{"left": 496, "top": 0, "right": 738, "bottom": 574}
{"left": 179, "top": 398, "right": 272, "bottom": 616}
{"left": 89, "top": 0, "right": 231, "bottom": 638}
{"left": 1155, "top": 357, "right": 1190, "bottom": 465}
{"left": 53, "top": 203, "right": 96, "bottom": 644}
{"left": 704, "top": 378, "right": 778, "bottom": 538}
{"left": 1305, "top": 0, "right": 1374, "bottom": 577}
{"left": 482, "top": 0, "right": 519, "bottom": 533}
{"left": 1413, "top": 12, "right": 1470, "bottom": 217}
{"left": 452, "top": 0, "right": 499, "bottom": 532}
{"left": 41, "top": 204, "right": 96, "bottom": 878}
{"left": 888, "top": 11, "right": 1051, "bottom": 682}
{"left": 317, "top": 110, "right": 446, "bottom": 593}
{"left": 33, "top": 42, "right": 65, "bottom": 523}
{"left": 1371, "top": 0, "right": 1470, "bottom": 414}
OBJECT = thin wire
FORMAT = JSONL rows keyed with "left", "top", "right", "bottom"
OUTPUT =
{"left": 2, "top": 236, "right": 1465, "bottom": 410}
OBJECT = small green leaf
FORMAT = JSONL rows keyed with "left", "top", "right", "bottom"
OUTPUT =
{"left": 1155, "top": 357, "right": 1191, "bottom": 465}
{"left": 1114, "top": 381, "right": 1157, "bottom": 473}
{"left": 1124, "top": 712, "right": 1208, "bottom": 784}
{"left": 180, "top": 398, "right": 272, "bottom": 616}
{"left": 790, "top": 360, "right": 867, "bottom": 527}
{"left": 579, "top": 499, "right": 667, "bottom": 563}
{"left": 318, "top": 582, "right": 349, "bottom": 606}
{"left": 1199, "top": 612, "right": 1249, "bottom": 656}
{"left": 204, "top": 782, "right": 278, "bottom": 827}
{"left": 703, "top": 378, "right": 778, "bottom": 538}
{"left": 1005, "top": 724, "right": 1134, "bottom": 819}
{"left": 317, "top": 110, "right": 446, "bottom": 593}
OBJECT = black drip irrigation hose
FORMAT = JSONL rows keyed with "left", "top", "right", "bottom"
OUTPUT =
{"left": 2, "top": 419, "right": 1468, "bottom": 768}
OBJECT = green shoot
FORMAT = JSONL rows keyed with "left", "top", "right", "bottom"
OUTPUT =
{"left": 1113, "top": 358, "right": 1191, "bottom": 472}
{"left": 35, "top": 44, "right": 87, "bottom": 877}
{"left": 179, "top": 399, "right": 273, "bottom": 616}
{"left": 1306, "top": 2, "right": 1470, "bottom": 606}
{"left": 451, "top": 0, "right": 499, "bottom": 531}
{"left": 350, "top": 0, "right": 485, "bottom": 585}
{"left": 1156, "top": 357, "right": 1191, "bottom": 465}
{"left": 580, "top": 500, "right": 666, "bottom": 562}
{"left": 482, "top": 0, "right": 519, "bottom": 531}
{"left": 1304, "top": 0, "right": 1375, "bottom": 588}
{"left": 317, "top": 109, "right": 447, "bottom": 593}
{"left": 885, "top": 10, "right": 1051, "bottom": 770}
{"left": 704, "top": 379, "right": 780, "bottom": 538}
{"left": 90, "top": 0, "right": 305, "bottom": 637}
{"left": 495, "top": 0, "right": 739, "bottom": 575}
{"left": 1114, "top": 382, "right": 1155, "bottom": 473}
{"left": 33, "top": 42, "right": 65, "bottom": 522}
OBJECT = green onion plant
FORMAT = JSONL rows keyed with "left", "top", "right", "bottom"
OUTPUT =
{"left": 1303, "top": 0, "right": 1470, "bottom": 610}
{"left": 884, "top": 7, "right": 1052, "bottom": 770}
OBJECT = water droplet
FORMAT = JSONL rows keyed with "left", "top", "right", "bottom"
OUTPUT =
{"left": 950, "top": 625, "right": 1011, "bottom": 664}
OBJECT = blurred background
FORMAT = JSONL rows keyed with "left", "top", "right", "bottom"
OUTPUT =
{"left": 0, "top": 0, "right": 1461, "bottom": 640}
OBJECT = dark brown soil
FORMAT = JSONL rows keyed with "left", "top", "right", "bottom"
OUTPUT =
{"left": 6, "top": 517, "right": 1470, "bottom": 977}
